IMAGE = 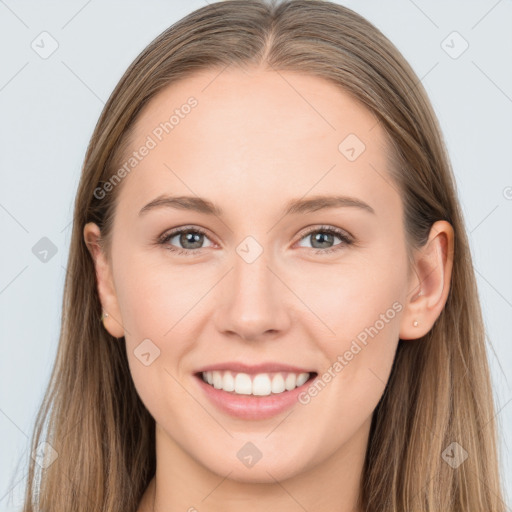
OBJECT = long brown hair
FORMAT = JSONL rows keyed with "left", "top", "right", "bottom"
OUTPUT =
{"left": 20, "top": 1, "right": 506, "bottom": 510}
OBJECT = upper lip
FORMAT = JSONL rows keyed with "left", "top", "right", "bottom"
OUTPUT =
{"left": 195, "top": 362, "right": 316, "bottom": 375}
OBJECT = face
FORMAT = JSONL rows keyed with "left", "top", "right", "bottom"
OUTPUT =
{"left": 87, "top": 67, "right": 419, "bottom": 483}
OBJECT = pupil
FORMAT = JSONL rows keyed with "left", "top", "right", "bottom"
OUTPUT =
{"left": 181, "top": 232, "right": 203, "bottom": 249}
{"left": 313, "top": 232, "right": 333, "bottom": 248}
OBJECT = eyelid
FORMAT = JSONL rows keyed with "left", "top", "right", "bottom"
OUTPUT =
{"left": 294, "top": 225, "right": 354, "bottom": 254}
{"left": 295, "top": 224, "right": 353, "bottom": 243}
{"left": 157, "top": 224, "right": 354, "bottom": 256}
{"left": 157, "top": 225, "right": 216, "bottom": 246}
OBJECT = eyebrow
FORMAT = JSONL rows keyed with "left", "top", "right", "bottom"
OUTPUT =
{"left": 138, "top": 194, "right": 375, "bottom": 217}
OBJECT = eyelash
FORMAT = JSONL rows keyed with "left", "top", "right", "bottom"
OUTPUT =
{"left": 156, "top": 225, "right": 354, "bottom": 257}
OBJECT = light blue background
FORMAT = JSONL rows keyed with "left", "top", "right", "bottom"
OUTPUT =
{"left": 1, "top": 1, "right": 511, "bottom": 510}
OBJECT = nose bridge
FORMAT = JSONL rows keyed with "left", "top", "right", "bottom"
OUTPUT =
{"left": 215, "top": 236, "right": 290, "bottom": 340}
{"left": 234, "top": 241, "right": 273, "bottom": 301}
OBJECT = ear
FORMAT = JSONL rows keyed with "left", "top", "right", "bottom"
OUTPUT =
{"left": 83, "top": 222, "right": 125, "bottom": 338}
{"left": 399, "top": 220, "right": 454, "bottom": 340}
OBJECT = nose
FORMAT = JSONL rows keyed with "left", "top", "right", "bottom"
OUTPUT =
{"left": 214, "top": 247, "right": 292, "bottom": 342}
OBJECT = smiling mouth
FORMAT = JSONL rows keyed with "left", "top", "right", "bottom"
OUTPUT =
{"left": 195, "top": 370, "right": 318, "bottom": 396}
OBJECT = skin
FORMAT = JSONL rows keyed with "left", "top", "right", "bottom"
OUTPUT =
{"left": 84, "top": 67, "right": 454, "bottom": 512}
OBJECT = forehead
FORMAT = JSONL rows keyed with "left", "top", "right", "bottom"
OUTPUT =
{"left": 116, "top": 67, "right": 399, "bottom": 221}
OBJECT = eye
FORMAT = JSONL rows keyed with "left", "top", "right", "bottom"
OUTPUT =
{"left": 157, "top": 224, "right": 353, "bottom": 257}
{"left": 157, "top": 226, "right": 214, "bottom": 256}
{"left": 296, "top": 225, "right": 353, "bottom": 255}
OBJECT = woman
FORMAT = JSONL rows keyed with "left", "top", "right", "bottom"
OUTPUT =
{"left": 21, "top": 0, "right": 507, "bottom": 510}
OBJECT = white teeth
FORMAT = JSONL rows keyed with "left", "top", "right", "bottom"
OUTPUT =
{"left": 212, "top": 371, "right": 223, "bottom": 389}
{"left": 201, "top": 371, "right": 311, "bottom": 396}
{"left": 296, "top": 373, "right": 309, "bottom": 387}
{"left": 252, "top": 374, "right": 272, "bottom": 396}
{"left": 271, "top": 373, "right": 285, "bottom": 394}
{"left": 234, "top": 373, "right": 252, "bottom": 395}
{"left": 285, "top": 373, "right": 296, "bottom": 391}
{"left": 223, "top": 371, "right": 235, "bottom": 392}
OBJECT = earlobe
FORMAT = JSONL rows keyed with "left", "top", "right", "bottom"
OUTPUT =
{"left": 399, "top": 220, "right": 454, "bottom": 341}
{"left": 83, "top": 222, "right": 125, "bottom": 339}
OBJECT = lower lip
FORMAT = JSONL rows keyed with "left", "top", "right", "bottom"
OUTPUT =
{"left": 195, "top": 373, "right": 316, "bottom": 420}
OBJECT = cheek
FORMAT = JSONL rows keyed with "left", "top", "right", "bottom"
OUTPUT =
{"left": 294, "top": 264, "right": 404, "bottom": 445}
{"left": 304, "top": 258, "right": 404, "bottom": 334}
{"left": 112, "top": 253, "right": 195, "bottom": 396}
{"left": 113, "top": 250, "right": 202, "bottom": 341}
{"left": 305, "top": 247, "right": 406, "bottom": 384}
{"left": 117, "top": 259, "right": 197, "bottom": 424}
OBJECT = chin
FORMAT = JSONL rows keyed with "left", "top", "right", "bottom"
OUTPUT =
{"left": 200, "top": 449, "right": 311, "bottom": 484}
